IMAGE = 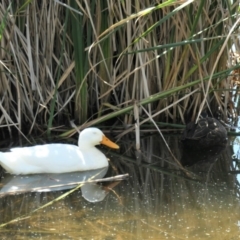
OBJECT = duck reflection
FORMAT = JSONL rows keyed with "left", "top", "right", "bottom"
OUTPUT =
{"left": 0, "top": 167, "right": 108, "bottom": 202}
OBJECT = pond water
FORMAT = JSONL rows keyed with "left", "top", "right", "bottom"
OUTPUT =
{"left": 0, "top": 133, "right": 239, "bottom": 239}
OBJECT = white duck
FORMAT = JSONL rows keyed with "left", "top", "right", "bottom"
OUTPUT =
{"left": 0, "top": 128, "right": 119, "bottom": 175}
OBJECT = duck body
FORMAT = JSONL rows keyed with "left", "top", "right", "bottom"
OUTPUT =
{"left": 0, "top": 128, "right": 119, "bottom": 175}
{"left": 182, "top": 117, "right": 228, "bottom": 148}
{"left": 181, "top": 117, "right": 228, "bottom": 166}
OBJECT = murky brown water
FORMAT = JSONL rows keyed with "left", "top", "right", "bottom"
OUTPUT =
{"left": 0, "top": 134, "right": 239, "bottom": 239}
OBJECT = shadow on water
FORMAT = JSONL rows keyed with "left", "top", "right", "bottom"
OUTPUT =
{"left": 0, "top": 133, "right": 240, "bottom": 239}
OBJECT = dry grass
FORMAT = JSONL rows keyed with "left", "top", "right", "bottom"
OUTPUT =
{"left": 0, "top": 0, "right": 239, "bottom": 137}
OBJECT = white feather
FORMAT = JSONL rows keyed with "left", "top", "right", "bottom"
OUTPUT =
{"left": 0, "top": 128, "right": 119, "bottom": 175}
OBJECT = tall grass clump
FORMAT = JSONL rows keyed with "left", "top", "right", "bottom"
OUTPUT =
{"left": 0, "top": 0, "right": 239, "bottom": 137}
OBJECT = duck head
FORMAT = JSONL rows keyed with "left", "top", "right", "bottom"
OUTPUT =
{"left": 78, "top": 128, "right": 119, "bottom": 149}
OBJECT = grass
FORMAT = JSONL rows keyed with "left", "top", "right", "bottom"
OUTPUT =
{"left": 0, "top": 0, "right": 239, "bottom": 137}
{"left": 0, "top": 2, "right": 239, "bottom": 236}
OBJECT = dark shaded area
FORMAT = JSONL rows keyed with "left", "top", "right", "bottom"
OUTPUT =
{"left": 181, "top": 117, "right": 228, "bottom": 166}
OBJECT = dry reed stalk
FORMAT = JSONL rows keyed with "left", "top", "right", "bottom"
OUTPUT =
{"left": 0, "top": 1, "right": 238, "bottom": 136}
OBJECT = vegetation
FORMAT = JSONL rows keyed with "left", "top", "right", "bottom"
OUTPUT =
{"left": 0, "top": 0, "right": 239, "bottom": 137}
{"left": 0, "top": 2, "right": 239, "bottom": 234}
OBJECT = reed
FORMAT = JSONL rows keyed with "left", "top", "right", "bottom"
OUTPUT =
{"left": 0, "top": 0, "right": 238, "bottom": 136}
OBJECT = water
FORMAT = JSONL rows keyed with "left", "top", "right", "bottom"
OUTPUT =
{"left": 0, "top": 134, "right": 239, "bottom": 239}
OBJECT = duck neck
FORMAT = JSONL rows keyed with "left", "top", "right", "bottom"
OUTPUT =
{"left": 78, "top": 141, "right": 98, "bottom": 150}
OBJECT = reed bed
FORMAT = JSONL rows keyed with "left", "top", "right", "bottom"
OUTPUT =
{"left": 0, "top": 0, "right": 239, "bottom": 137}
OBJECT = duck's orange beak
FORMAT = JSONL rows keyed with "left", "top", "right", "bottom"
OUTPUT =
{"left": 100, "top": 135, "right": 119, "bottom": 149}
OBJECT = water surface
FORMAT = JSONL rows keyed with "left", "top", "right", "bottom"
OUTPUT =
{"left": 0, "top": 134, "right": 239, "bottom": 239}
